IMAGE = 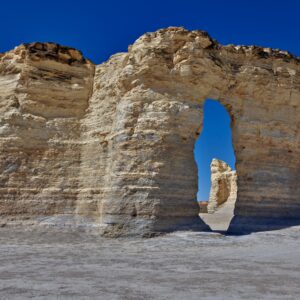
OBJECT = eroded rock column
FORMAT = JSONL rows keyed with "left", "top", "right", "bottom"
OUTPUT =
{"left": 0, "top": 43, "right": 94, "bottom": 223}
{"left": 207, "top": 159, "right": 237, "bottom": 213}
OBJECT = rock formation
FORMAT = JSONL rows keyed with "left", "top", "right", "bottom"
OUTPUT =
{"left": 198, "top": 201, "right": 208, "bottom": 213}
{"left": 0, "top": 43, "right": 94, "bottom": 223}
{"left": 207, "top": 159, "right": 237, "bottom": 213}
{"left": 0, "top": 27, "right": 300, "bottom": 236}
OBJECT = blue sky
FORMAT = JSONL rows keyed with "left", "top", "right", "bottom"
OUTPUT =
{"left": 1, "top": 0, "right": 299, "bottom": 63}
{"left": 1, "top": 0, "right": 299, "bottom": 200}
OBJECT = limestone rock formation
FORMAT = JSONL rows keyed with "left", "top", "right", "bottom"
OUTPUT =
{"left": 207, "top": 159, "right": 237, "bottom": 213}
{"left": 0, "top": 27, "right": 300, "bottom": 236}
{"left": 0, "top": 42, "right": 94, "bottom": 223}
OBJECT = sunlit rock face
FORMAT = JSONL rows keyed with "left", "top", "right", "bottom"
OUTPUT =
{"left": 207, "top": 159, "right": 237, "bottom": 214}
{"left": 0, "top": 43, "right": 94, "bottom": 222}
{"left": 0, "top": 27, "right": 300, "bottom": 236}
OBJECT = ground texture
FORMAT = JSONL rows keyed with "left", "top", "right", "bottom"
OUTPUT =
{"left": 0, "top": 226, "right": 300, "bottom": 299}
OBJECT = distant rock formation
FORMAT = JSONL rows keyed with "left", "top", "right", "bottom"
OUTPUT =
{"left": 198, "top": 201, "right": 208, "bottom": 213}
{"left": 207, "top": 159, "right": 237, "bottom": 213}
{"left": 1, "top": 27, "right": 300, "bottom": 236}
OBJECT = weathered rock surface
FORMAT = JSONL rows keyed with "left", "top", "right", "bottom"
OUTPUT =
{"left": 207, "top": 159, "right": 237, "bottom": 213}
{"left": 1, "top": 27, "right": 300, "bottom": 236}
{"left": 0, "top": 42, "right": 94, "bottom": 222}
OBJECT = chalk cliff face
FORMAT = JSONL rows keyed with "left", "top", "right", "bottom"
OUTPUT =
{"left": 207, "top": 159, "right": 237, "bottom": 214}
{"left": 0, "top": 43, "right": 94, "bottom": 221}
{"left": 0, "top": 27, "right": 300, "bottom": 236}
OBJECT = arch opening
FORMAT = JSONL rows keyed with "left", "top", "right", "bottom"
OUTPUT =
{"left": 194, "top": 99, "right": 237, "bottom": 232}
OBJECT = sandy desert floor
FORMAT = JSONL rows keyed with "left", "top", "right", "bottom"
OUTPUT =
{"left": 0, "top": 226, "right": 300, "bottom": 300}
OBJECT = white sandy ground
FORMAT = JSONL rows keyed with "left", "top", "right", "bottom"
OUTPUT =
{"left": 0, "top": 226, "right": 300, "bottom": 300}
{"left": 199, "top": 195, "right": 236, "bottom": 231}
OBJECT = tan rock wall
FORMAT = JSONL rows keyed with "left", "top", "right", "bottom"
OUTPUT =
{"left": 0, "top": 27, "right": 299, "bottom": 235}
{"left": 91, "top": 27, "right": 300, "bottom": 235}
{"left": 0, "top": 43, "right": 94, "bottom": 221}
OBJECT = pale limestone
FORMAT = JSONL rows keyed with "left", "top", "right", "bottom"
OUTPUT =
{"left": 1, "top": 27, "right": 300, "bottom": 236}
{"left": 0, "top": 42, "right": 94, "bottom": 221}
{"left": 207, "top": 159, "right": 237, "bottom": 213}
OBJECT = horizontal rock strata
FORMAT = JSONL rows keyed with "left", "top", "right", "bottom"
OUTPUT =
{"left": 0, "top": 43, "right": 94, "bottom": 222}
{"left": 0, "top": 27, "right": 300, "bottom": 236}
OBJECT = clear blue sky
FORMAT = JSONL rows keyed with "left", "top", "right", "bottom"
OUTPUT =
{"left": 1, "top": 0, "right": 299, "bottom": 200}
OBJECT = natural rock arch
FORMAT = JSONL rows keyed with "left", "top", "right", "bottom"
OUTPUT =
{"left": 0, "top": 27, "right": 299, "bottom": 236}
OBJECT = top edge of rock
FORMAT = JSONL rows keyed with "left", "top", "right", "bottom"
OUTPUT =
{"left": 0, "top": 42, "right": 93, "bottom": 66}
{"left": 1, "top": 27, "right": 299, "bottom": 66}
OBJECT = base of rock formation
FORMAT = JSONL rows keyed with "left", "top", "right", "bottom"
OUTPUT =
{"left": 199, "top": 196, "right": 236, "bottom": 232}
